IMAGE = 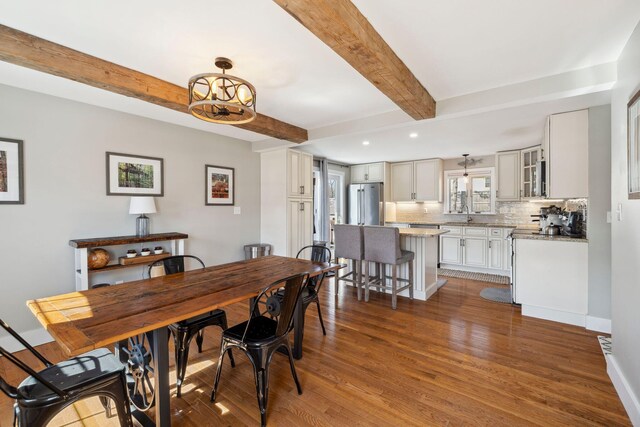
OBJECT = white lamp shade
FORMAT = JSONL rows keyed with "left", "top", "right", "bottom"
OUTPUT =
{"left": 129, "top": 197, "right": 157, "bottom": 214}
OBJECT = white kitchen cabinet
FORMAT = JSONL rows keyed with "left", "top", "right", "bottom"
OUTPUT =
{"left": 351, "top": 162, "right": 385, "bottom": 183}
{"left": 488, "top": 237, "right": 503, "bottom": 269}
{"left": 261, "top": 149, "right": 314, "bottom": 256}
{"left": 547, "top": 110, "right": 588, "bottom": 198}
{"left": 287, "top": 150, "right": 313, "bottom": 199}
{"left": 514, "top": 238, "right": 588, "bottom": 326}
{"left": 440, "top": 235, "right": 462, "bottom": 264}
{"left": 496, "top": 150, "right": 520, "bottom": 201}
{"left": 391, "top": 159, "right": 443, "bottom": 202}
{"left": 287, "top": 199, "right": 313, "bottom": 257}
{"left": 463, "top": 237, "right": 487, "bottom": 267}
{"left": 521, "top": 145, "right": 542, "bottom": 199}
{"left": 503, "top": 229, "right": 513, "bottom": 271}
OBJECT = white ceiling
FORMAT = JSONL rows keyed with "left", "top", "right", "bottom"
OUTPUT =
{"left": 0, "top": 0, "right": 639, "bottom": 155}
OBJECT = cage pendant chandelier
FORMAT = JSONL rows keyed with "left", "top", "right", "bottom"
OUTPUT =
{"left": 188, "top": 57, "right": 256, "bottom": 124}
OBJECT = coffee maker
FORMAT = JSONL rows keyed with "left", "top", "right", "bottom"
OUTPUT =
{"left": 562, "top": 211, "right": 584, "bottom": 237}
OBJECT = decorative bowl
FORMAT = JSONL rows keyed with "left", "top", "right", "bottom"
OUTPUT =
{"left": 88, "top": 248, "right": 110, "bottom": 269}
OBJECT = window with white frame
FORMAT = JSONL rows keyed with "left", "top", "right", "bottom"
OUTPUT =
{"left": 444, "top": 168, "right": 495, "bottom": 214}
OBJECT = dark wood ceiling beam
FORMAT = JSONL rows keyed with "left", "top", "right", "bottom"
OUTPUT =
{"left": 0, "top": 24, "right": 307, "bottom": 143}
{"left": 274, "top": 0, "right": 436, "bottom": 120}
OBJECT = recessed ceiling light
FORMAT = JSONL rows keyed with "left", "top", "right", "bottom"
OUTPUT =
{"left": 409, "top": 132, "right": 418, "bottom": 138}
{"left": 362, "top": 141, "right": 370, "bottom": 146}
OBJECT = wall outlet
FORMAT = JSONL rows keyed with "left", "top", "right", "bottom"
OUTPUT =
{"left": 234, "top": 207, "right": 241, "bottom": 215}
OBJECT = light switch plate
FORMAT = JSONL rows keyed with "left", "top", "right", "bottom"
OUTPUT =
{"left": 234, "top": 207, "right": 241, "bottom": 215}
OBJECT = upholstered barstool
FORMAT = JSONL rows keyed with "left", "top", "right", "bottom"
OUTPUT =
{"left": 363, "top": 226, "right": 414, "bottom": 309}
{"left": 333, "top": 224, "right": 365, "bottom": 299}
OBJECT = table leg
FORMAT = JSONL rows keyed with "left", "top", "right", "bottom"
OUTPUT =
{"left": 153, "top": 327, "right": 171, "bottom": 426}
{"left": 292, "top": 295, "right": 305, "bottom": 360}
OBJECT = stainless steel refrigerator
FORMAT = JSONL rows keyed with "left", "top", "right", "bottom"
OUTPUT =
{"left": 348, "top": 183, "right": 384, "bottom": 225}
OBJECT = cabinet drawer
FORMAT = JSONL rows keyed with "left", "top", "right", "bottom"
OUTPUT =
{"left": 490, "top": 228, "right": 502, "bottom": 237}
{"left": 440, "top": 226, "right": 462, "bottom": 235}
{"left": 464, "top": 227, "right": 487, "bottom": 236}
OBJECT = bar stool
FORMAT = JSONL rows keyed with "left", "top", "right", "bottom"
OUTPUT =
{"left": 333, "top": 224, "right": 364, "bottom": 300}
{"left": 363, "top": 226, "right": 414, "bottom": 309}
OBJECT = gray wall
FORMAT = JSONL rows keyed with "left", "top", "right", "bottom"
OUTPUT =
{"left": 610, "top": 20, "right": 640, "bottom": 420}
{"left": 0, "top": 84, "right": 261, "bottom": 342}
{"left": 587, "top": 105, "right": 612, "bottom": 319}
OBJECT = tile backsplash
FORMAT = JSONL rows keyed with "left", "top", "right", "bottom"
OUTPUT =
{"left": 390, "top": 199, "right": 588, "bottom": 230}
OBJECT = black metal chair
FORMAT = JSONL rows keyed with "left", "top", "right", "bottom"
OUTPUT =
{"left": 0, "top": 319, "right": 133, "bottom": 427}
{"left": 291, "top": 245, "right": 331, "bottom": 335}
{"left": 210, "top": 272, "right": 309, "bottom": 427}
{"left": 147, "top": 255, "right": 235, "bottom": 397}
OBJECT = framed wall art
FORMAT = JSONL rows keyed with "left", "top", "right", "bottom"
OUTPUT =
{"left": 106, "top": 152, "right": 164, "bottom": 196}
{"left": 628, "top": 88, "right": 640, "bottom": 199}
{"left": 205, "top": 164, "right": 234, "bottom": 206}
{"left": 0, "top": 137, "right": 24, "bottom": 204}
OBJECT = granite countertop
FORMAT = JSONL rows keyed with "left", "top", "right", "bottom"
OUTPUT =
{"left": 511, "top": 229, "right": 588, "bottom": 243}
{"left": 388, "top": 221, "right": 521, "bottom": 228}
{"left": 398, "top": 228, "right": 450, "bottom": 237}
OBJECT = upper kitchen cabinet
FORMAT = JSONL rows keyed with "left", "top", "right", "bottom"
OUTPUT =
{"left": 287, "top": 150, "right": 313, "bottom": 199}
{"left": 391, "top": 159, "right": 443, "bottom": 202}
{"left": 545, "top": 110, "right": 589, "bottom": 199}
{"left": 521, "top": 145, "right": 542, "bottom": 199}
{"left": 495, "top": 150, "right": 520, "bottom": 201}
{"left": 351, "top": 162, "right": 385, "bottom": 183}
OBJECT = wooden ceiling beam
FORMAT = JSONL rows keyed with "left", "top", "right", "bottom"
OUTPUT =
{"left": 0, "top": 24, "right": 308, "bottom": 143}
{"left": 274, "top": 0, "right": 436, "bottom": 120}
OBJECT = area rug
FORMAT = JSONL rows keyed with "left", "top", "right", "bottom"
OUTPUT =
{"left": 479, "top": 287, "right": 512, "bottom": 304}
{"left": 438, "top": 268, "right": 510, "bottom": 285}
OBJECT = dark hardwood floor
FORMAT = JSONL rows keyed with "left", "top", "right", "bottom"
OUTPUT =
{"left": 0, "top": 277, "right": 630, "bottom": 426}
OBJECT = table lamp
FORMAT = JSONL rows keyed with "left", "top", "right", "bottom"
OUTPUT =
{"left": 129, "top": 197, "right": 157, "bottom": 237}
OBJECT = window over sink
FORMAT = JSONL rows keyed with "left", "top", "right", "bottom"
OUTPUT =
{"left": 445, "top": 167, "right": 495, "bottom": 214}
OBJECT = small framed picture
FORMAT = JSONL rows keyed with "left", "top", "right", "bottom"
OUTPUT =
{"left": 0, "top": 138, "right": 24, "bottom": 204}
{"left": 628, "top": 88, "right": 640, "bottom": 199}
{"left": 205, "top": 164, "right": 234, "bottom": 206}
{"left": 106, "top": 152, "right": 164, "bottom": 196}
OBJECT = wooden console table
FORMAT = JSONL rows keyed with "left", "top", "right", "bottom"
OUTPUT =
{"left": 69, "top": 232, "right": 188, "bottom": 291}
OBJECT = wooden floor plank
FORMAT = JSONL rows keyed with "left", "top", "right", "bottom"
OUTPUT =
{"left": 1, "top": 277, "right": 629, "bottom": 426}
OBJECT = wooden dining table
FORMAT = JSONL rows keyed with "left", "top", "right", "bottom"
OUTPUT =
{"left": 26, "top": 255, "right": 342, "bottom": 426}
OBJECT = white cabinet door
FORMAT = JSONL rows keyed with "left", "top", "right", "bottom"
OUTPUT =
{"left": 390, "top": 162, "right": 414, "bottom": 201}
{"left": 463, "top": 237, "right": 487, "bottom": 267}
{"left": 548, "top": 110, "right": 588, "bottom": 198}
{"left": 287, "top": 199, "right": 301, "bottom": 257}
{"left": 287, "top": 150, "right": 302, "bottom": 198}
{"left": 488, "top": 238, "right": 503, "bottom": 269}
{"left": 351, "top": 164, "right": 367, "bottom": 183}
{"left": 440, "top": 236, "right": 462, "bottom": 264}
{"left": 496, "top": 151, "right": 520, "bottom": 201}
{"left": 414, "top": 159, "right": 443, "bottom": 202}
{"left": 300, "top": 152, "right": 313, "bottom": 199}
{"left": 503, "top": 229, "right": 513, "bottom": 271}
{"left": 367, "top": 162, "right": 384, "bottom": 182}
{"left": 520, "top": 146, "right": 541, "bottom": 199}
{"left": 300, "top": 199, "right": 313, "bottom": 249}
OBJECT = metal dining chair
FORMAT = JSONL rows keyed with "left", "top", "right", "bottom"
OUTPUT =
{"left": 147, "top": 255, "right": 235, "bottom": 397}
{"left": 291, "top": 245, "right": 332, "bottom": 335}
{"left": 210, "top": 272, "right": 309, "bottom": 427}
{"left": 0, "top": 319, "right": 133, "bottom": 427}
{"left": 363, "top": 226, "right": 415, "bottom": 309}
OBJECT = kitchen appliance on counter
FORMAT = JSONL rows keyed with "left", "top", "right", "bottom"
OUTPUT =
{"left": 348, "top": 183, "right": 384, "bottom": 226}
{"left": 531, "top": 205, "right": 564, "bottom": 235}
{"left": 561, "top": 211, "right": 584, "bottom": 237}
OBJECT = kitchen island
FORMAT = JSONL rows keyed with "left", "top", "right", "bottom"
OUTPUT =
{"left": 395, "top": 228, "right": 449, "bottom": 300}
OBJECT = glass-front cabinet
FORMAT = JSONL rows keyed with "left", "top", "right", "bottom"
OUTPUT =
{"left": 445, "top": 168, "right": 495, "bottom": 214}
{"left": 521, "top": 146, "right": 541, "bottom": 199}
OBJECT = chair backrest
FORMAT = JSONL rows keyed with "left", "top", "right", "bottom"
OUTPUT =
{"left": 148, "top": 255, "right": 205, "bottom": 278}
{"left": 0, "top": 319, "right": 66, "bottom": 400}
{"left": 363, "top": 226, "right": 401, "bottom": 264}
{"left": 333, "top": 224, "right": 364, "bottom": 260}
{"left": 245, "top": 272, "right": 309, "bottom": 340}
{"left": 296, "top": 245, "right": 332, "bottom": 293}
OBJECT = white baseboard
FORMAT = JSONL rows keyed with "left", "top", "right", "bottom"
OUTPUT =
{"left": 521, "top": 305, "right": 586, "bottom": 327}
{"left": 0, "top": 327, "right": 53, "bottom": 353}
{"left": 607, "top": 355, "right": 640, "bottom": 425}
{"left": 586, "top": 316, "right": 612, "bottom": 333}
